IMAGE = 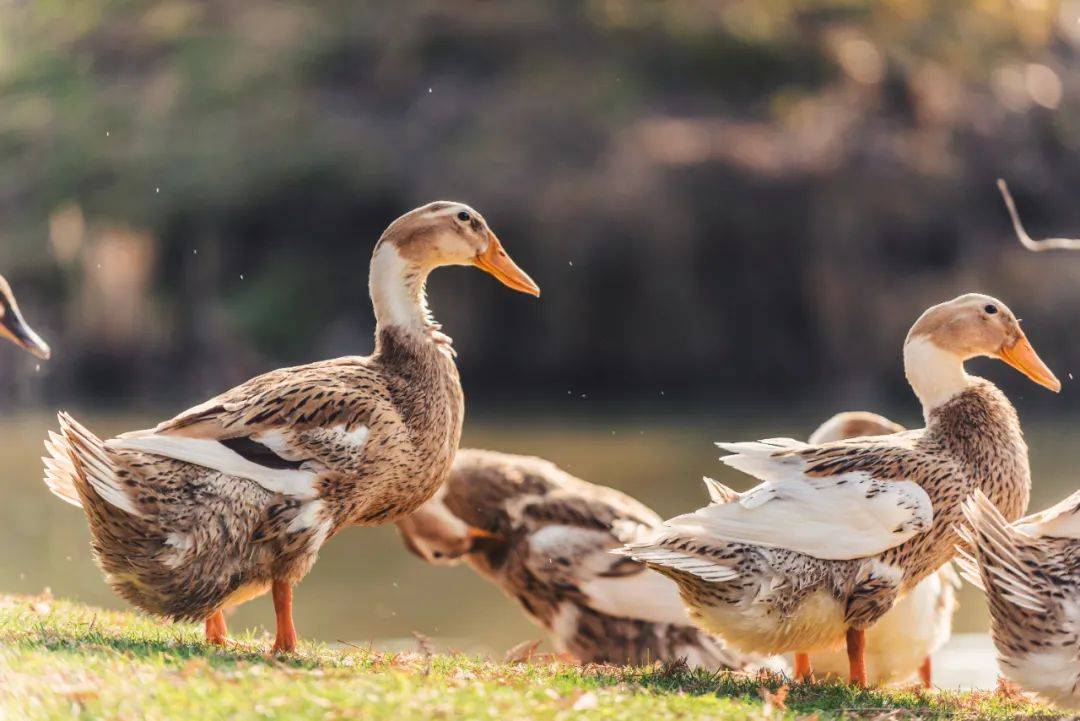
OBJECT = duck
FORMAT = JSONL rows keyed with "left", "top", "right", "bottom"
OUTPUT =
{"left": 0, "top": 274, "right": 51, "bottom": 360}
{"left": 799, "top": 411, "right": 958, "bottom": 688}
{"left": 957, "top": 489, "right": 1080, "bottom": 709}
{"left": 618, "top": 293, "right": 1059, "bottom": 685}
{"left": 396, "top": 448, "right": 781, "bottom": 672}
{"left": 41, "top": 201, "right": 539, "bottom": 653}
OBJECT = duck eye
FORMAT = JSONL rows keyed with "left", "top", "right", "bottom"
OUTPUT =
{"left": 984, "top": 304, "right": 998, "bottom": 315}
{"left": 457, "top": 211, "right": 470, "bottom": 222}
{"left": 432, "top": 551, "right": 444, "bottom": 559}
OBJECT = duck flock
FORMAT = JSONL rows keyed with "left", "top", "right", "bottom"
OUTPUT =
{"left": 3, "top": 201, "right": 1077, "bottom": 710}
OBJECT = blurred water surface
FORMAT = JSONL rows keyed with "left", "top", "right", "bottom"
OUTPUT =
{"left": 2, "top": 410, "right": 1077, "bottom": 655}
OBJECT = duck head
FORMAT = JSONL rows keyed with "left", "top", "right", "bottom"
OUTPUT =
{"left": 370, "top": 201, "right": 539, "bottom": 333}
{"left": 904, "top": 293, "right": 1058, "bottom": 412}
{"left": 0, "top": 275, "right": 50, "bottom": 360}
{"left": 808, "top": 411, "right": 905, "bottom": 444}
{"left": 396, "top": 487, "right": 506, "bottom": 564}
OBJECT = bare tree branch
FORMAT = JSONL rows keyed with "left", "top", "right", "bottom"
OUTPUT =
{"left": 997, "top": 178, "right": 1080, "bottom": 251}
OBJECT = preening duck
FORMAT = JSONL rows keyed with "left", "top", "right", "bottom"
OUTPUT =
{"left": 800, "top": 412, "right": 958, "bottom": 688}
{"left": 0, "top": 274, "right": 50, "bottom": 360}
{"left": 619, "top": 293, "right": 1058, "bottom": 685}
{"left": 42, "top": 202, "right": 539, "bottom": 653}
{"left": 957, "top": 489, "right": 1080, "bottom": 709}
{"left": 396, "top": 449, "right": 780, "bottom": 671}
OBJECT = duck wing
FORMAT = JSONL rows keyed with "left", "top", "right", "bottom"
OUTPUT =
{"left": 109, "top": 357, "right": 379, "bottom": 499}
{"left": 626, "top": 437, "right": 933, "bottom": 567}
{"left": 522, "top": 520, "right": 695, "bottom": 627}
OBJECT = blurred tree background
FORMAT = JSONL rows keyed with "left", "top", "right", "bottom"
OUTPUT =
{"left": 1, "top": 0, "right": 1079, "bottom": 413}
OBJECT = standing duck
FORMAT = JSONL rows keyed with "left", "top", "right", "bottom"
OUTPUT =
{"left": 801, "top": 412, "right": 958, "bottom": 688}
{"left": 957, "top": 489, "right": 1080, "bottom": 709}
{"left": 42, "top": 202, "right": 539, "bottom": 652}
{"left": 0, "top": 274, "right": 51, "bottom": 360}
{"left": 396, "top": 449, "right": 779, "bottom": 671}
{"left": 619, "top": 294, "right": 1058, "bottom": 685}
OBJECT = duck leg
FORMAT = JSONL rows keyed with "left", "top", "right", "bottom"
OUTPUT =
{"left": 919, "top": 656, "right": 932, "bottom": 688}
{"left": 846, "top": 628, "right": 867, "bottom": 686}
{"left": 204, "top": 610, "right": 228, "bottom": 645}
{"left": 271, "top": 580, "right": 298, "bottom": 653}
{"left": 793, "top": 652, "right": 813, "bottom": 682}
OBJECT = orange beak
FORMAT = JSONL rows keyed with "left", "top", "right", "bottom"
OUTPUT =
{"left": 474, "top": 233, "right": 540, "bottom": 297}
{"left": 466, "top": 526, "right": 505, "bottom": 542}
{"left": 466, "top": 525, "right": 506, "bottom": 554}
{"left": 997, "top": 332, "right": 1060, "bottom": 393}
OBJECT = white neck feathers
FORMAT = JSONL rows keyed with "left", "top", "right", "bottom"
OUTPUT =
{"left": 369, "top": 243, "right": 433, "bottom": 334}
{"left": 903, "top": 335, "right": 971, "bottom": 417}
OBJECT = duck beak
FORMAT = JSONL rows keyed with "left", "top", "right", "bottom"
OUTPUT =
{"left": 997, "top": 332, "right": 1060, "bottom": 393}
{"left": 0, "top": 301, "right": 50, "bottom": 360}
{"left": 474, "top": 233, "right": 540, "bottom": 297}
{"left": 466, "top": 526, "right": 506, "bottom": 553}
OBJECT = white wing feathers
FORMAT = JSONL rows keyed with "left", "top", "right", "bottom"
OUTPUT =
{"left": 109, "top": 434, "right": 321, "bottom": 499}
{"left": 578, "top": 569, "right": 698, "bottom": 626}
{"left": 1015, "top": 489, "right": 1080, "bottom": 540}
{"left": 620, "top": 547, "right": 740, "bottom": 583}
{"left": 525, "top": 524, "right": 694, "bottom": 626}
{"left": 655, "top": 440, "right": 933, "bottom": 562}
{"left": 716, "top": 438, "right": 810, "bottom": 482}
{"left": 610, "top": 520, "right": 736, "bottom": 582}
{"left": 702, "top": 477, "right": 738, "bottom": 505}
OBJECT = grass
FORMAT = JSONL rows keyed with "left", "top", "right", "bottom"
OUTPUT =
{"left": 0, "top": 593, "right": 1064, "bottom": 721}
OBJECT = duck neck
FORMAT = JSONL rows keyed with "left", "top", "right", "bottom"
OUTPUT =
{"left": 903, "top": 335, "right": 971, "bottom": 420}
{"left": 370, "top": 242, "right": 439, "bottom": 342}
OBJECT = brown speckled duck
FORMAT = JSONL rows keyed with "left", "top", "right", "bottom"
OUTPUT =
{"left": 801, "top": 412, "right": 958, "bottom": 688}
{"left": 619, "top": 294, "right": 1058, "bottom": 685}
{"left": 396, "top": 449, "right": 781, "bottom": 671}
{"left": 42, "top": 202, "right": 539, "bottom": 653}
{"left": 957, "top": 489, "right": 1080, "bottom": 709}
{"left": 0, "top": 274, "right": 50, "bottom": 360}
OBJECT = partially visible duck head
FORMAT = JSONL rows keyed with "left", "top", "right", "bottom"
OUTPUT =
{"left": 904, "top": 293, "right": 1059, "bottom": 412}
{"left": 396, "top": 486, "right": 505, "bottom": 565}
{"left": 0, "top": 275, "right": 50, "bottom": 360}
{"left": 808, "top": 411, "right": 904, "bottom": 444}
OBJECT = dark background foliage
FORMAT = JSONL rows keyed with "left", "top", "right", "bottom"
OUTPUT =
{"left": 2, "top": 0, "right": 1079, "bottom": 412}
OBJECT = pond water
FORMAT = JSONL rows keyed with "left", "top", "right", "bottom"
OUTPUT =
{"left": 2, "top": 409, "right": 1076, "bottom": 657}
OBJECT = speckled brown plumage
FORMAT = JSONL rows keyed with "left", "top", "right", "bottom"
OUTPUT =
{"left": 41, "top": 202, "right": 539, "bottom": 648}
{"left": 958, "top": 490, "right": 1080, "bottom": 709}
{"left": 396, "top": 449, "right": 779, "bottom": 671}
